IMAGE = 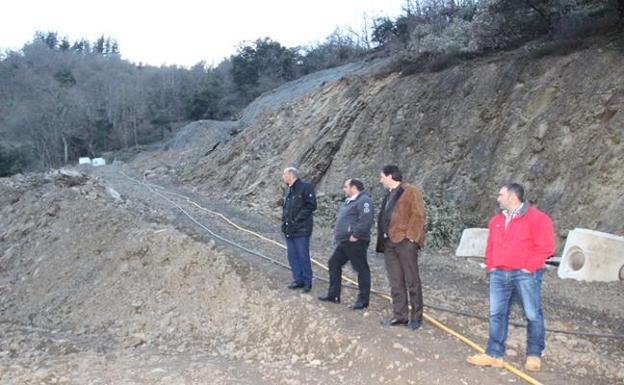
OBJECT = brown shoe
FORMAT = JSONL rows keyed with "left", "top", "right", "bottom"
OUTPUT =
{"left": 525, "top": 356, "right": 541, "bottom": 372}
{"left": 467, "top": 353, "right": 504, "bottom": 368}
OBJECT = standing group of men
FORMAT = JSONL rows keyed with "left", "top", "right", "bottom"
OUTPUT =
{"left": 281, "top": 165, "right": 554, "bottom": 373}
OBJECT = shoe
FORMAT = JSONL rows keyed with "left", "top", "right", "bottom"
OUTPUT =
{"left": 380, "top": 318, "right": 408, "bottom": 326}
{"left": 302, "top": 286, "right": 312, "bottom": 293}
{"left": 466, "top": 353, "right": 504, "bottom": 368}
{"left": 349, "top": 301, "right": 369, "bottom": 310}
{"left": 287, "top": 282, "right": 304, "bottom": 289}
{"left": 318, "top": 294, "right": 340, "bottom": 303}
{"left": 407, "top": 320, "right": 422, "bottom": 330}
{"left": 525, "top": 356, "right": 541, "bottom": 372}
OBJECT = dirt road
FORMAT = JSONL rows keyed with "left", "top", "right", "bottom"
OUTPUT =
{"left": 0, "top": 165, "right": 622, "bottom": 384}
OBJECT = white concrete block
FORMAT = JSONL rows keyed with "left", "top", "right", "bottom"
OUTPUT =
{"left": 91, "top": 158, "right": 106, "bottom": 167}
{"left": 78, "top": 157, "right": 91, "bottom": 165}
{"left": 455, "top": 228, "right": 489, "bottom": 257}
{"left": 558, "top": 228, "right": 624, "bottom": 282}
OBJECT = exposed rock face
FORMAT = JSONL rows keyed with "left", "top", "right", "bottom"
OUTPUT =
{"left": 184, "top": 42, "right": 624, "bottom": 243}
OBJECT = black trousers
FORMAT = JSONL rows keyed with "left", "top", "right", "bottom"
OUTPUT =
{"left": 327, "top": 239, "right": 371, "bottom": 303}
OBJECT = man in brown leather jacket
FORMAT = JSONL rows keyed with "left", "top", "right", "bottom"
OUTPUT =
{"left": 376, "top": 165, "right": 426, "bottom": 330}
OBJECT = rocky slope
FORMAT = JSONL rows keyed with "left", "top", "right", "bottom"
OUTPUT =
{"left": 180, "top": 35, "right": 624, "bottom": 246}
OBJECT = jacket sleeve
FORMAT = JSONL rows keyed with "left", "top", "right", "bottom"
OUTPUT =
{"left": 406, "top": 188, "right": 426, "bottom": 247}
{"left": 293, "top": 183, "right": 317, "bottom": 223}
{"left": 352, "top": 198, "right": 374, "bottom": 238}
{"left": 528, "top": 213, "right": 555, "bottom": 271}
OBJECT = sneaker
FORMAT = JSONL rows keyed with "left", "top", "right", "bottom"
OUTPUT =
{"left": 525, "top": 356, "right": 541, "bottom": 372}
{"left": 466, "top": 353, "right": 504, "bottom": 368}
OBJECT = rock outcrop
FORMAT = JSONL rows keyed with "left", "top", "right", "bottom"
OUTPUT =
{"left": 183, "top": 39, "right": 624, "bottom": 243}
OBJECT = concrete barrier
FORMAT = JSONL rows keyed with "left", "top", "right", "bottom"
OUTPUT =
{"left": 78, "top": 157, "right": 91, "bottom": 165}
{"left": 92, "top": 158, "right": 106, "bottom": 167}
{"left": 558, "top": 228, "right": 624, "bottom": 282}
{"left": 455, "top": 228, "right": 489, "bottom": 257}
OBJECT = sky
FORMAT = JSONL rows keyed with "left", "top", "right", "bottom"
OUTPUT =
{"left": 1, "top": 0, "right": 406, "bottom": 67}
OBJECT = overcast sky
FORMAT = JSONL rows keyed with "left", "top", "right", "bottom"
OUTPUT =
{"left": 1, "top": 0, "right": 406, "bottom": 67}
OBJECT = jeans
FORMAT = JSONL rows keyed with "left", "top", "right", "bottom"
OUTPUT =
{"left": 486, "top": 269, "right": 545, "bottom": 358}
{"left": 285, "top": 235, "right": 312, "bottom": 288}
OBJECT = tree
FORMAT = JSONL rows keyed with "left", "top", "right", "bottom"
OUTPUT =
{"left": 372, "top": 17, "right": 397, "bottom": 46}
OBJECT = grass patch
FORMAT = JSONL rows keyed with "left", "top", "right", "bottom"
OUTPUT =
{"left": 400, "top": 50, "right": 478, "bottom": 76}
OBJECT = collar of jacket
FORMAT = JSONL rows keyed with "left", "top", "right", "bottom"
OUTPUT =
{"left": 501, "top": 202, "right": 530, "bottom": 218}
{"left": 348, "top": 190, "right": 369, "bottom": 202}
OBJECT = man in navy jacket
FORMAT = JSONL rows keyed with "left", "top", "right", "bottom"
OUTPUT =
{"left": 318, "top": 179, "right": 374, "bottom": 309}
{"left": 282, "top": 167, "right": 317, "bottom": 292}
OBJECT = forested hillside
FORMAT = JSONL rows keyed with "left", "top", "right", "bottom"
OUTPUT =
{"left": 1, "top": 0, "right": 622, "bottom": 176}
{"left": 0, "top": 32, "right": 366, "bottom": 175}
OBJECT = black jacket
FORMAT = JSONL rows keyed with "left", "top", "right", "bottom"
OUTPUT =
{"left": 282, "top": 179, "right": 317, "bottom": 237}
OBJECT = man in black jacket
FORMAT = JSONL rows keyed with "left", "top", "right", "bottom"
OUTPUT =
{"left": 282, "top": 167, "right": 317, "bottom": 292}
{"left": 318, "top": 179, "right": 374, "bottom": 309}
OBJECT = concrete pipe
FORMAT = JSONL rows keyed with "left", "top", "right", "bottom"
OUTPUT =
{"left": 558, "top": 228, "right": 624, "bottom": 282}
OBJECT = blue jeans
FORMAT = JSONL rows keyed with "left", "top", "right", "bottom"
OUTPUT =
{"left": 285, "top": 235, "right": 312, "bottom": 288}
{"left": 486, "top": 269, "right": 545, "bottom": 358}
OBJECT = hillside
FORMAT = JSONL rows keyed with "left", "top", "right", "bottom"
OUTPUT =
{"left": 175, "top": 35, "right": 624, "bottom": 245}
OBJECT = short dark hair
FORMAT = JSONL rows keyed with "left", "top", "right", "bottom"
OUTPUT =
{"left": 502, "top": 182, "right": 525, "bottom": 202}
{"left": 381, "top": 165, "right": 402, "bottom": 182}
{"left": 348, "top": 179, "right": 365, "bottom": 191}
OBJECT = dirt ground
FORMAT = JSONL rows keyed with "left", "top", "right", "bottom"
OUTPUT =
{"left": 1, "top": 164, "right": 622, "bottom": 385}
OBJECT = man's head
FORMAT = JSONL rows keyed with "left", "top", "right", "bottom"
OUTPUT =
{"left": 379, "top": 164, "right": 402, "bottom": 189}
{"left": 497, "top": 182, "right": 525, "bottom": 211}
{"left": 342, "top": 178, "right": 364, "bottom": 198}
{"left": 282, "top": 167, "right": 299, "bottom": 186}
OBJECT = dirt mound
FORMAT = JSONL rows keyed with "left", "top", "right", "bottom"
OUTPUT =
{"left": 1, "top": 170, "right": 447, "bottom": 384}
{"left": 0, "top": 172, "right": 358, "bottom": 382}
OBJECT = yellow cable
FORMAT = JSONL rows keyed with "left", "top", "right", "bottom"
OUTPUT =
{"left": 128, "top": 175, "right": 543, "bottom": 385}
{"left": 187, "top": 197, "right": 544, "bottom": 385}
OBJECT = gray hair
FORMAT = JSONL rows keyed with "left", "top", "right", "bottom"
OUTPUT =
{"left": 283, "top": 167, "right": 300, "bottom": 178}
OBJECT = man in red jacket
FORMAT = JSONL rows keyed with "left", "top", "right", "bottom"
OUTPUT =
{"left": 467, "top": 183, "right": 554, "bottom": 372}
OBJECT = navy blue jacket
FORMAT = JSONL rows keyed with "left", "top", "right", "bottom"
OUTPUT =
{"left": 334, "top": 191, "right": 374, "bottom": 243}
{"left": 282, "top": 179, "right": 317, "bottom": 237}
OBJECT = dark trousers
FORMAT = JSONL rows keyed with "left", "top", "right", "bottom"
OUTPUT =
{"left": 384, "top": 239, "right": 423, "bottom": 322}
{"left": 327, "top": 239, "right": 370, "bottom": 303}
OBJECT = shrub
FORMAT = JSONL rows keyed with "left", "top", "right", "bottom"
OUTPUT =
{"left": 528, "top": 38, "right": 587, "bottom": 59}
{"left": 424, "top": 194, "right": 465, "bottom": 250}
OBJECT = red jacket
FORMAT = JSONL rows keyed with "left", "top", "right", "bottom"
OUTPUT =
{"left": 485, "top": 205, "right": 555, "bottom": 273}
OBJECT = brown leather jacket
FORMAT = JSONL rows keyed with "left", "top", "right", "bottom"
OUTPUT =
{"left": 376, "top": 182, "right": 426, "bottom": 252}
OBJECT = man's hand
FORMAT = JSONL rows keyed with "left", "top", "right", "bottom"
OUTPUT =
{"left": 349, "top": 235, "right": 358, "bottom": 242}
